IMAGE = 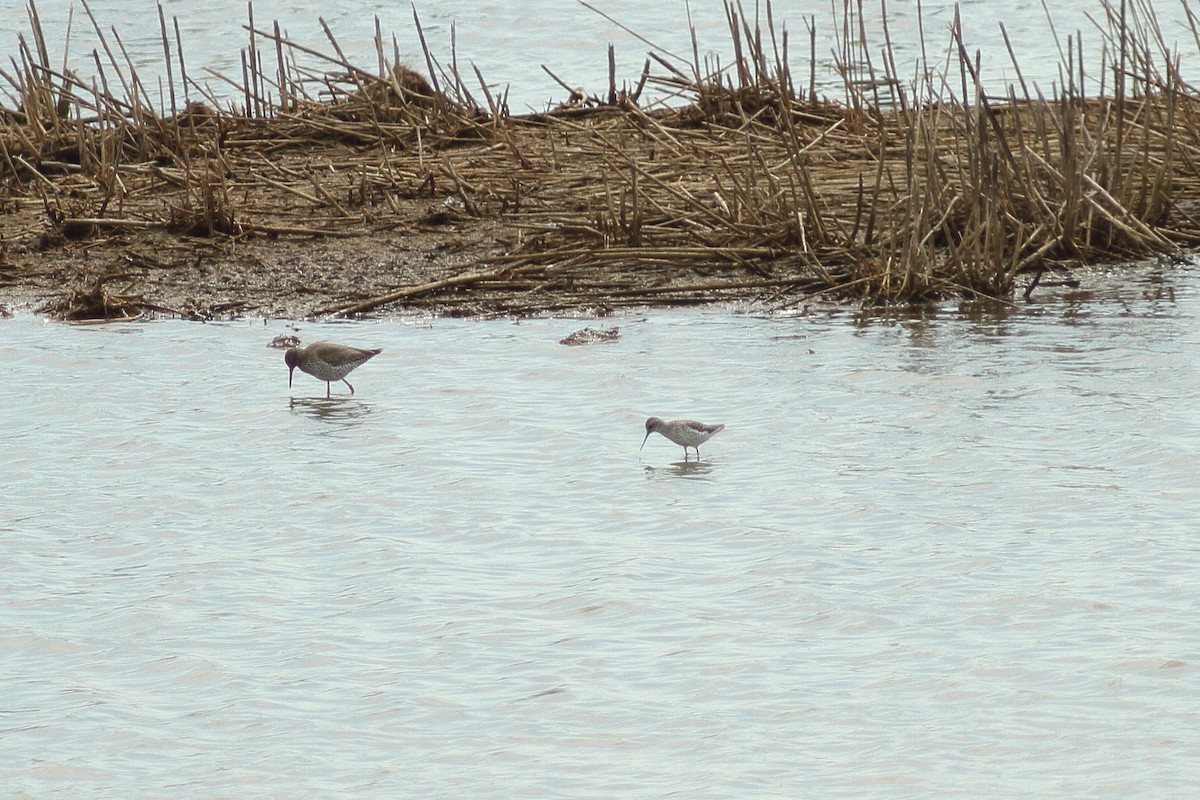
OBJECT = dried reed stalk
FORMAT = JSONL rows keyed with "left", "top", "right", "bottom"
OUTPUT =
{"left": 2, "top": 0, "right": 1199, "bottom": 317}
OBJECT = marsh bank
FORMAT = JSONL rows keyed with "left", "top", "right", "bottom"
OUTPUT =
{"left": 2, "top": 0, "right": 1199, "bottom": 319}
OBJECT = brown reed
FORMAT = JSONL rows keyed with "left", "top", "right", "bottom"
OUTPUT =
{"left": 1, "top": 0, "right": 1199, "bottom": 318}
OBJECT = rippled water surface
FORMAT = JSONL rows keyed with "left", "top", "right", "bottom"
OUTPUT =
{"left": 4, "top": 263, "right": 1200, "bottom": 797}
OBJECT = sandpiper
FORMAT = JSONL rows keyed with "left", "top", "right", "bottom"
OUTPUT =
{"left": 640, "top": 417, "right": 725, "bottom": 461}
{"left": 284, "top": 341, "right": 381, "bottom": 398}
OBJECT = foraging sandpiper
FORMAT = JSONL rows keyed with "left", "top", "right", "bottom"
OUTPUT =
{"left": 284, "top": 342, "right": 381, "bottom": 398}
{"left": 640, "top": 417, "right": 725, "bottom": 461}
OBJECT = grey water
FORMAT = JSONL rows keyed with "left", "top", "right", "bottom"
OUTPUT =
{"left": 3, "top": 0, "right": 1198, "bottom": 110}
{"left": 4, "top": 260, "right": 1200, "bottom": 797}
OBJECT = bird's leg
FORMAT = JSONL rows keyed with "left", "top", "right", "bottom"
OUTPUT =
{"left": 326, "top": 382, "right": 332, "bottom": 399}
{"left": 343, "top": 378, "right": 356, "bottom": 395}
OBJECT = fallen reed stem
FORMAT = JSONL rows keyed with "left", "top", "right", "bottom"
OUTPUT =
{"left": 2, "top": 0, "right": 1199, "bottom": 320}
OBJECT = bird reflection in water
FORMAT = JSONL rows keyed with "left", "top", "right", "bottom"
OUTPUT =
{"left": 643, "top": 459, "right": 717, "bottom": 481}
{"left": 288, "top": 397, "right": 374, "bottom": 424}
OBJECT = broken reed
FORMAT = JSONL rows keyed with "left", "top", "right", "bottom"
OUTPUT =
{"left": 575, "top": 0, "right": 1199, "bottom": 301}
{"left": 3, "top": 0, "right": 1200, "bottom": 309}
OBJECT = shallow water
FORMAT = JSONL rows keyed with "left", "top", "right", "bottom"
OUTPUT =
{"left": 4, "top": 261, "right": 1200, "bottom": 797}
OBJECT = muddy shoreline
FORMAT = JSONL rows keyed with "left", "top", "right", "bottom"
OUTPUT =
{"left": 0, "top": 205, "right": 521, "bottom": 320}
{"left": 3, "top": 2, "right": 1199, "bottom": 320}
{"left": 0, "top": 196, "right": 816, "bottom": 321}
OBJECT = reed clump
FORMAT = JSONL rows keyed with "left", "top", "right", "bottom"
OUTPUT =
{"left": 2, "top": 0, "right": 1199, "bottom": 318}
{"left": 41, "top": 268, "right": 145, "bottom": 321}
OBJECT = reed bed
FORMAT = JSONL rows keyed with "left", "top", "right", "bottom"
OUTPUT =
{"left": 2, "top": 0, "right": 1199, "bottom": 317}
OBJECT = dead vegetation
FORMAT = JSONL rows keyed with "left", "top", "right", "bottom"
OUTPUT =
{"left": 2, "top": 0, "right": 1200, "bottom": 319}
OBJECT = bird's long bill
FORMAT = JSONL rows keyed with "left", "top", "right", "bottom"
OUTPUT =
{"left": 640, "top": 431, "right": 651, "bottom": 451}
{"left": 288, "top": 366, "right": 295, "bottom": 388}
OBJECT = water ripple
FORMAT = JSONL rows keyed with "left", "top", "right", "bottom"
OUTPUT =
{"left": 3, "top": 264, "right": 1200, "bottom": 796}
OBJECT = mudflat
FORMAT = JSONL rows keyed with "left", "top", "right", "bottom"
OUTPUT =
{"left": 3, "top": 5, "right": 1199, "bottom": 320}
